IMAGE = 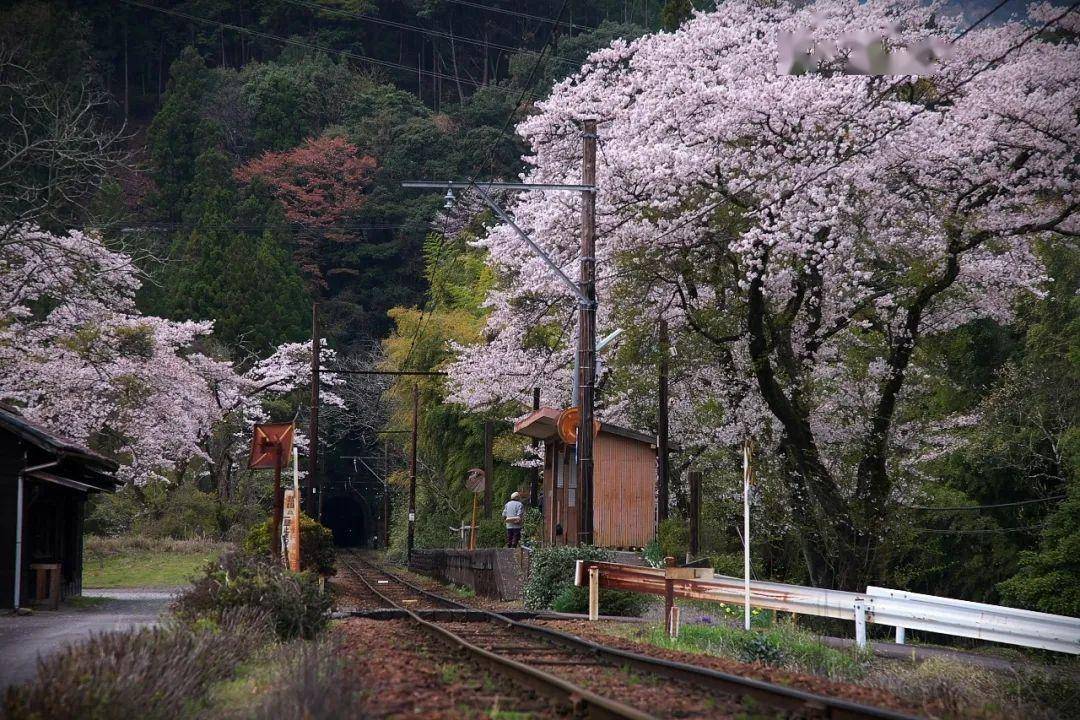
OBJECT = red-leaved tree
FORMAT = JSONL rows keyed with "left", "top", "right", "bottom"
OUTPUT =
{"left": 235, "top": 135, "right": 377, "bottom": 288}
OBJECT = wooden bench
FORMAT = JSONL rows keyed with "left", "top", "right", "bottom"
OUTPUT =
{"left": 30, "top": 562, "right": 62, "bottom": 610}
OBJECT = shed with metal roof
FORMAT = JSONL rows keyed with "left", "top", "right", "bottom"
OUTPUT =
{"left": 514, "top": 407, "right": 657, "bottom": 549}
{"left": 0, "top": 404, "right": 121, "bottom": 608}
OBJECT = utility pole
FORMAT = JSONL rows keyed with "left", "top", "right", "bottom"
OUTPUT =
{"left": 578, "top": 118, "right": 598, "bottom": 546}
{"left": 657, "top": 318, "right": 670, "bottom": 523}
{"left": 407, "top": 383, "right": 418, "bottom": 559}
{"left": 529, "top": 387, "right": 541, "bottom": 507}
{"left": 309, "top": 302, "right": 321, "bottom": 521}
{"left": 688, "top": 470, "right": 701, "bottom": 559}
{"left": 381, "top": 441, "right": 389, "bottom": 550}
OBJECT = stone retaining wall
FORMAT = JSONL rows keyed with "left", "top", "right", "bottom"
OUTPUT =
{"left": 409, "top": 548, "right": 528, "bottom": 601}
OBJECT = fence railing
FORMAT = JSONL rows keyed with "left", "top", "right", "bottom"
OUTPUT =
{"left": 574, "top": 560, "right": 1080, "bottom": 654}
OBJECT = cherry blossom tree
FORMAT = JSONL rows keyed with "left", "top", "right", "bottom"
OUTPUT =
{"left": 448, "top": 1, "right": 1079, "bottom": 587}
{"left": 0, "top": 224, "right": 341, "bottom": 486}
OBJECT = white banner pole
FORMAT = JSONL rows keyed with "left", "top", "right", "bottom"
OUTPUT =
{"left": 743, "top": 439, "right": 752, "bottom": 631}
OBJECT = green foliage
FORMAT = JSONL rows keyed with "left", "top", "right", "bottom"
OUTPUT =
{"left": 147, "top": 48, "right": 220, "bottom": 217}
{"left": 657, "top": 518, "right": 690, "bottom": 559}
{"left": 476, "top": 517, "right": 507, "bottom": 548}
{"left": 646, "top": 622, "right": 869, "bottom": 680}
{"left": 549, "top": 584, "right": 652, "bottom": 617}
{"left": 173, "top": 551, "right": 331, "bottom": 640}
{"left": 522, "top": 507, "right": 544, "bottom": 546}
{"left": 998, "top": 448, "right": 1080, "bottom": 617}
{"left": 243, "top": 514, "right": 337, "bottom": 577}
{"left": 660, "top": 0, "right": 695, "bottom": 31}
{"left": 523, "top": 545, "right": 611, "bottom": 610}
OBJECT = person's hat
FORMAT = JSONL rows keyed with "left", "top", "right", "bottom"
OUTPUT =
{"left": 511, "top": 491, "right": 520, "bottom": 499}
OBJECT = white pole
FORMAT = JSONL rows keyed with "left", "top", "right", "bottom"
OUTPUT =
{"left": 293, "top": 445, "right": 299, "bottom": 497}
{"left": 743, "top": 439, "right": 752, "bottom": 631}
{"left": 13, "top": 475, "right": 23, "bottom": 608}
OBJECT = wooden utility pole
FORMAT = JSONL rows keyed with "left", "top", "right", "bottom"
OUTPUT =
{"left": 381, "top": 441, "right": 390, "bottom": 549}
{"left": 309, "top": 302, "right": 321, "bottom": 520}
{"left": 578, "top": 118, "right": 598, "bottom": 545}
{"left": 529, "top": 387, "right": 541, "bottom": 507}
{"left": 658, "top": 318, "right": 670, "bottom": 523}
{"left": 483, "top": 421, "right": 494, "bottom": 516}
{"left": 407, "top": 383, "right": 419, "bottom": 559}
{"left": 688, "top": 470, "right": 701, "bottom": 558}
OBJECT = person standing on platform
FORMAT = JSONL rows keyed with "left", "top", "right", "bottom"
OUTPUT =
{"left": 502, "top": 492, "right": 525, "bottom": 548}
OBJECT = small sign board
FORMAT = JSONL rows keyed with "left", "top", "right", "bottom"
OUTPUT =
{"left": 465, "top": 467, "right": 485, "bottom": 493}
{"left": 248, "top": 423, "right": 295, "bottom": 469}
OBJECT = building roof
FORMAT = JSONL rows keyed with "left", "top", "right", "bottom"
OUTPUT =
{"left": 0, "top": 403, "right": 121, "bottom": 492}
{"left": 513, "top": 407, "right": 656, "bottom": 447}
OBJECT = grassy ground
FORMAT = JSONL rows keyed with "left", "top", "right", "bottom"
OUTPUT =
{"left": 84, "top": 535, "right": 231, "bottom": 588}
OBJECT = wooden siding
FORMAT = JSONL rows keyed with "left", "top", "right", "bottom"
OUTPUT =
{"left": 594, "top": 433, "right": 656, "bottom": 548}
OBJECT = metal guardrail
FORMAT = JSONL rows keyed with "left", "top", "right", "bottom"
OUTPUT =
{"left": 864, "top": 586, "right": 1080, "bottom": 654}
{"left": 575, "top": 560, "right": 1080, "bottom": 654}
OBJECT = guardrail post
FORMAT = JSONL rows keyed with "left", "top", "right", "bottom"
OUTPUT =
{"left": 588, "top": 566, "right": 599, "bottom": 622}
{"left": 669, "top": 605, "right": 681, "bottom": 639}
{"left": 854, "top": 600, "right": 867, "bottom": 649}
{"left": 895, "top": 626, "right": 905, "bottom": 645}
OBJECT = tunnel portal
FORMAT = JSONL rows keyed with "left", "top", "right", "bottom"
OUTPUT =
{"left": 321, "top": 492, "right": 370, "bottom": 547}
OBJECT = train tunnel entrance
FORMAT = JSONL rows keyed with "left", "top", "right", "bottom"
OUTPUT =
{"left": 321, "top": 492, "right": 370, "bottom": 547}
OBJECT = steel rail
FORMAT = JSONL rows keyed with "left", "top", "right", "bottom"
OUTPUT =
{"left": 341, "top": 552, "right": 926, "bottom": 720}
{"left": 338, "top": 552, "right": 656, "bottom": 720}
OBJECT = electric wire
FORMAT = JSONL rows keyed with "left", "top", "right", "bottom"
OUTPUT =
{"left": 904, "top": 495, "right": 1066, "bottom": 511}
{"left": 119, "top": 0, "right": 537, "bottom": 92}
{"left": 914, "top": 523, "right": 1050, "bottom": 535}
{"left": 398, "top": 0, "right": 572, "bottom": 374}
{"left": 279, "top": 0, "right": 583, "bottom": 71}
{"left": 433, "top": 0, "right": 597, "bottom": 32}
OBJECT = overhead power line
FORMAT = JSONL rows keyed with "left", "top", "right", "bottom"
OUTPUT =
{"left": 279, "top": 0, "right": 582, "bottom": 70}
{"left": 435, "top": 0, "right": 597, "bottom": 32}
{"left": 399, "top": 0, "right": 572, "bottom": 373}
{"left": 915, "top": 523, "right": 1049, "bottom": 535}
{"left": 119, "top": 0, "right": 520, "bottom": 89}
{"left": 904, "top": 495, "right": 1066, "bottom": 511}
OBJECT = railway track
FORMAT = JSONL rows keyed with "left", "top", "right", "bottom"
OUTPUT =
{"left": 338, "top": 551, "right": 924, "bottom": 720}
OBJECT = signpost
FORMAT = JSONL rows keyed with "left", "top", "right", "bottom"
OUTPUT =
{"left": 465, "top": 468, "right": 485, "bottom": 550}
{"left": 248, "top": 422, "right": 295, "bottom": 562}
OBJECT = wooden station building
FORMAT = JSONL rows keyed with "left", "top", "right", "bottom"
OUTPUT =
{"left": 514, "top": 407, "right": 657, "bottom": 549}
{"left": 0, "top": 404, "right": 121, "bottom": 609}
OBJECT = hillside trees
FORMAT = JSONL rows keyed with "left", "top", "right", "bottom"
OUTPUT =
{"left": 0, "top": 3, "right": 126, "bottom": 236}
{"left": 161, "top": 149, "right": 310, "bottom": 354}
{"left": 448, "top": 0, "right": 1079, "bottom": 589}
{"left": 234, "top": 135, "right": 378, "bottom": 288}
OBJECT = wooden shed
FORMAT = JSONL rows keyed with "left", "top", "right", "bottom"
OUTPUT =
{"left": 0, "top": 404, "right": 121, "bottom": 609}
{"left": 514, "top": 408, "right": 657, "bottom": 549}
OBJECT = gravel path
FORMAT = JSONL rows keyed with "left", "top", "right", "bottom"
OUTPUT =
{"left": 0, "top": 588, "right": 178, "bottom": 688}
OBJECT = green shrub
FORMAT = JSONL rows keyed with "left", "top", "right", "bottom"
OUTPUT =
{"left": 642, "top": 538, "right": 664, "bottom": 568}
{"left": 550, "top": 584, "right": 652, "bottom": 617}
{"left": 522, "top": 506, "right": 543, "bottom": 546}
{"left": 244, "top": 513, "right": 336, "bottom": 576}
{"left": 173, "top": 552, "right": 331, "bottom": 640}
{"left": 524, "top": 545, "right": 612, "bottom": 610}
{"left": 657, "top": 517, "right": 689, "bottom": 559}
{"left": 476, "top": 517, "right": 506, "bottom": 547}
{"left": 738, "top": 633, "right": 785, "bottom": 665}
{"left": 3, "top": 609, "right": 269, "bottom": 720}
